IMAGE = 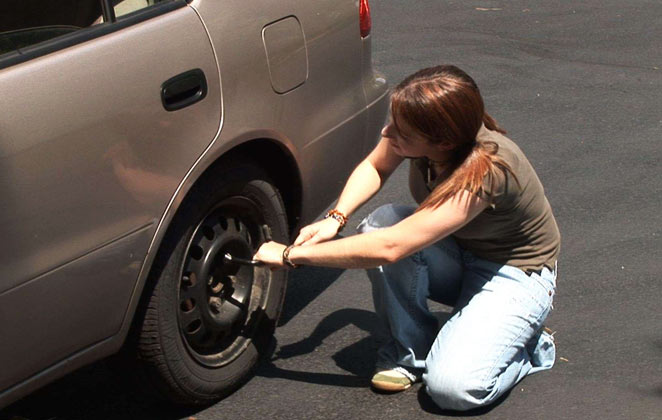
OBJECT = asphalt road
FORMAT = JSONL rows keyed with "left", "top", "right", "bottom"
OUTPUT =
{"left": 2, "top": 1, "right": 661, "bottom": 419}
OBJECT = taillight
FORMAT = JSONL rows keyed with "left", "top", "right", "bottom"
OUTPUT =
{"left": 359, "top": 0, "right": 372, "bottom": 38}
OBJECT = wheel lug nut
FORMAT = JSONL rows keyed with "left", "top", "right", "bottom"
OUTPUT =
{"left": 209, "top": 297, "right": 222, "bottom": 314}
{"left": 210, "top": 280, "right": 224, "bottom": 294}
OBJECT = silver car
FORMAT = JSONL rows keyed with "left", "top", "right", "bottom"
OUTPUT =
{"left": 0, "top": 0, "right": 388, "bottom": 406}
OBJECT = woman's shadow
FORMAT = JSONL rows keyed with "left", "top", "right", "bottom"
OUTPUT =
{"left": 260, "top": 263, "right": 386, "bottom": 387}
{"left": 260, "top": 307, "right": 382, "bottom": 388}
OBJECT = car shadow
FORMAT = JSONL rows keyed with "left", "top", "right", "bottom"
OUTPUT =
{"left": 0, "top": 265, "right": 346, "bottom": 420}
{"left": 0, "top": 358, "right": 200, "bottom": 420}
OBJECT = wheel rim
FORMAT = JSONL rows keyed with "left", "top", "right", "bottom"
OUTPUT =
{"left": 177, "top": 196, "right": 267, "bottom": 367}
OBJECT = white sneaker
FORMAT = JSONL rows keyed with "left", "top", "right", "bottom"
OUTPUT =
{"left": 371, "top": 367, "right": 416, "bottom": 392}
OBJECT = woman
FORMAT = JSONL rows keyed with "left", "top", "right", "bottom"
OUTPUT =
{"left": 254, "top": 65, "right": 560, "bottom": 411}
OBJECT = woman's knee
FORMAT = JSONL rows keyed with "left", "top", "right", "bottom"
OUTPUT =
{"left": 424, "top": 367, "right": 495, "bottom": 411}
{"left": 357, "top": 204, "right": 416, "bottom": 233}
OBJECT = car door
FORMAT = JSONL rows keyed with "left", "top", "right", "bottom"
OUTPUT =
{"left": 0, "top": 0, "right": 221, "bottom": 391}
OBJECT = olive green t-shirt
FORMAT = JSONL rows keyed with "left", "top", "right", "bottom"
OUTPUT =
{"left": 409, "top": 125, "right": 561, "bottom": 273}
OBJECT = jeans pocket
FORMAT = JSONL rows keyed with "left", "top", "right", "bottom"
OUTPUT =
{"left": 529, "top": 269, "right": 556, "bottom": 311}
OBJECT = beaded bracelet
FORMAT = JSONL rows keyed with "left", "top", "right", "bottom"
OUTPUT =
{"left": 324, "top": 209, "right": 348, "bottom": 231}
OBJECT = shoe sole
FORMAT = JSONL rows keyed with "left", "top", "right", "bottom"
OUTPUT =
{"left": 371, "top": 379, "right": 412, "bottom": 392}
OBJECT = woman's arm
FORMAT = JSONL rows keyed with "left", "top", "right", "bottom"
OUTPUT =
{"left": 255, "top": 189, "right": 489, "bottom": 268}
{"left": 294, "top": 136, "right": 404, "bottom": 245}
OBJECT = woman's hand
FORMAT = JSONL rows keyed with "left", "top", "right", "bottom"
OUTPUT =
{"left": 253, "top": 241, "right": 287, "bottom": 268}
{"left": 293, "top": 217, "right": 342, "bottom": 246}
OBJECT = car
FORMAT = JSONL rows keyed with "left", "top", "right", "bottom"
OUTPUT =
{"left": 0, "top": 0, "right": 388, "bottom": 407}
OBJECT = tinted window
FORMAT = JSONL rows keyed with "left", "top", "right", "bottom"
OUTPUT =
{"left": 114, "top": 0, "right": 175, "bottom": 18}
{"left": 0, "top": 1, "right": 104, "bottom": 56}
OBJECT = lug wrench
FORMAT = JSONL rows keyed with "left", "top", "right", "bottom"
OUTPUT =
{"left": 222, "top": 253, "right": 264, "bottom": 266}
{"left": 222, "top": 224, "right": 272, "bottom": 266}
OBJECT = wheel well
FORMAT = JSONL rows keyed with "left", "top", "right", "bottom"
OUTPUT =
{"left": 194, "top": 139, "right": 302, "bottom": 236}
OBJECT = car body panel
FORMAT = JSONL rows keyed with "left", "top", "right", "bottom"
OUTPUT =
{"left": 191, "top": 0, "right": 372, "bottom": 223}
{"left": 0, "top": 6, "right": 220, "bottom": 293}
{"left": 0, "top": 224, "right": 155, "bottom": 392}
{"left": 0, "top": 4, "right": 220, "bottom": 399}
{"left": 360, "top": 37, "right": 390, "bottom": 156}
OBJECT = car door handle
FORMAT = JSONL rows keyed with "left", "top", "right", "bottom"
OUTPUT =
{"left": 161, "top": 68, "right": 208, "bottom": 111}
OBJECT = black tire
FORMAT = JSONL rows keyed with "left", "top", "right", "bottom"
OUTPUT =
{"left": 127, "top": 160, "right": 288, "bottom": 405}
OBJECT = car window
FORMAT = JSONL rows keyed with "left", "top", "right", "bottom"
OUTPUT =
{"left": 0, "top": 1, "right": 104, "bottom": 56}
{"left": 114, "top": 0, "right": 175, "bottom": 19}
{"left": 0, "top": 0, "right": 181, "bottom": 67}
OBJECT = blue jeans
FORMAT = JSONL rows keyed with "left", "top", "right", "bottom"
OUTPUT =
{"left": 358, "top": 204, "right": 556, "bottom": 411}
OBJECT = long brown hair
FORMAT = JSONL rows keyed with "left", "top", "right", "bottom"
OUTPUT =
{"left": 390, "top": 65, "right": 516, "bottom": 210}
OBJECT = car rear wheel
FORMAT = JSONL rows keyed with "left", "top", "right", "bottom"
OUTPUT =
{"left": 127, "top": 160, "right": 288, "bottom": 405}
